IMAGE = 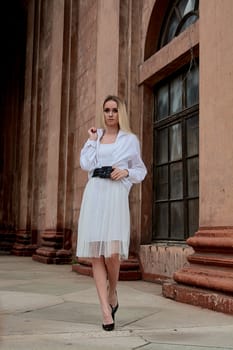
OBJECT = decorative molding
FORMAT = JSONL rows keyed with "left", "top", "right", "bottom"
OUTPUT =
{"left": 163, "top": 227, "right": 233, "bottom": 314}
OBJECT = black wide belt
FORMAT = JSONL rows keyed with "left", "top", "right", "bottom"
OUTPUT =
{"left": 92, "top": 166, "right": 113, "bottom": 178}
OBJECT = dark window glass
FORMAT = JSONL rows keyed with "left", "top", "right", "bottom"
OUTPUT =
{"left": 186, "top": 115, "right": 199, "bottom": 157}
{"left": 169, "top": 123, "right": 182, "bottom": 161}
{"left": 170, "top": 201, "right": 184, "bottom": 238}
{"left": 186, "top": 65, "right": 199, "bottom": 107}
{"left": 188, "top": 199, "right": 199, "bottom": 234}
{"left": 179, "top": 14, "right": 199, "bottom": 33}
{"left": 187, "top": 157, "right": 199, "bottom": 197}
{"left": 178, "top": 0, "right": 195, "bottom": 16}
{"left": 155, "top": 203, "right": 169, "bottom": 238}
{"left": 156, "top": 128, "right": 168, "bottom": 164}
{"left": 156, "top": 165, "right": 169, "bottom": 200}
{"left": 157, "top": 84, "right": 169, "bottom": 120}
{"left": 166, "top": 10, "right": 179, "bottom": 44}
{"left": 153, "top": 65, "right": 199, "bottom": 241}
{"left": 170, "top": 162, "right": 183, "bottom": 199}
{"left": 170, "top": 75, "right": 183, "bottom": 114}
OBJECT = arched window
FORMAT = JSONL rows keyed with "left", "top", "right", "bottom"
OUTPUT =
{"left": 159, "top": 0, "right": 199, "bottom": 48}
{"left": 152, "top": 0, "right": 199, "bottom": 241}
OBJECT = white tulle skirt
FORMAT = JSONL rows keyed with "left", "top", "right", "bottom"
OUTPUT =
{"left": 76, "top": 177, "right": 130, "bottom": 259}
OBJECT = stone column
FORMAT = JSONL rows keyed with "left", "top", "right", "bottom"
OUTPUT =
{"left": 33, "top": 0, "right": 71, "bottom": 264}
{"left": 95, "top": 0, "right": 120, "bottom": 109}
{"left": 12, "top": 0, "right": 37, "bottom": 256}
{"left": 163, "top": 0, "right": 233, "bottom": 314}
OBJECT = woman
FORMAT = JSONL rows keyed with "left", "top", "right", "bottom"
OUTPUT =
{"left": 76, "top": 95, "right": 147, "bottom": 331}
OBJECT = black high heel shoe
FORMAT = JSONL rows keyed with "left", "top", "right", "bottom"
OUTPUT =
{"left": 110, "top": 302, "right": 119, "bottom": 321}
{"left": 102, "top": 322, "right": 115, "bottom": 331}
{"left": 110, "top": 290, "right": 119, "bottom": 321}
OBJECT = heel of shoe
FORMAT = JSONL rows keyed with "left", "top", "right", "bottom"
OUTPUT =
{"left": 102, "top": 322, "right": 115, "bottom": 331}
{"left": 110, "top": 303, "right": 119, "bottom": 321}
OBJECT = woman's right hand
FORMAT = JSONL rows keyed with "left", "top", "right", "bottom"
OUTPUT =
{"left": 88, "top": 127, "right": 98, "bottom": 141}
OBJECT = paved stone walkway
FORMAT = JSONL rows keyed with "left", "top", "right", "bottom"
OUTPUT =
{"left": 0, "top": 255, "right": 233, "bottom": 349}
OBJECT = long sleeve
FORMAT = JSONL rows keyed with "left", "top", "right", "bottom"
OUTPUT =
{"left": 80, "top": 139, "right": 98, "bottom": 171}
{"left": 127, "top": 136, "right": 147, "bottom": 183}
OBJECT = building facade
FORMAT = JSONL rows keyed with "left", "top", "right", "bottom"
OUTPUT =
{"left": 0, "top": 0, "right": 233, "bottom": 314}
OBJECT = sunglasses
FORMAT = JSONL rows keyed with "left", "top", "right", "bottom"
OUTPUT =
{"left": 103, "top": 108, "right": 118, "bottom": 114}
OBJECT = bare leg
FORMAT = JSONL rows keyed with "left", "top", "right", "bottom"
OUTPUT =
{"left": 105, "top": 253, "right": 120, "bottom": 307}
{"left": 92, "top": 257, "right": 113, "bottom": 325}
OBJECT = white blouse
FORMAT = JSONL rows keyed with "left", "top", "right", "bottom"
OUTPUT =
{"left": 80, "top": 129, "right": 147, "bottom": 192}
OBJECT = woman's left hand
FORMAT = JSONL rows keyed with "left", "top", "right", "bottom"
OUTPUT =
{"left": 111, "top": 168, "right": 129, "bottom": 181}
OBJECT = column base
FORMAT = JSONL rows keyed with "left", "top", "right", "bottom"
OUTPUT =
{"left": 12, "top": 244, "right": 37, "bottom": 256}
{"left": 11, "top": 229, "right": 37, "bottom": 256}
{"left": 72, "top": 256, "right": 142, "bottom": 280}
{"left": 0, "top": 229, "right": 16, "bottom": 252}
{"left": 33, "top": 248, "right": 72, "bottom": 264}
{"left": 162, "top": 227, "right": 233, "bottom": 314}
{"left": 32, "top": 229, "right": 72, "bottom": 264}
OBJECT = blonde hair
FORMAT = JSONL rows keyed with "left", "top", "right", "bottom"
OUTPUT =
{"left": 99, "top": 95, "right": 132, "bottom": 133}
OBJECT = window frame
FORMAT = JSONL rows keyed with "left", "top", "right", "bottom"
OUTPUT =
{"left": 152, "top": 66, "right": 199, "bottom": 242}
